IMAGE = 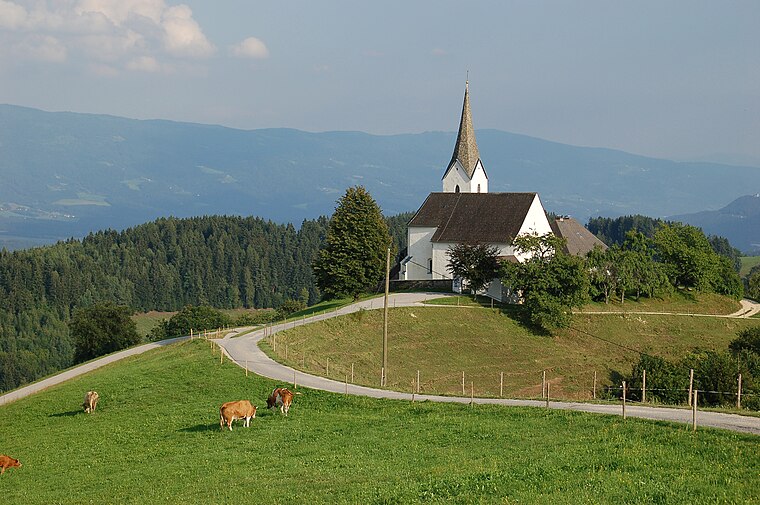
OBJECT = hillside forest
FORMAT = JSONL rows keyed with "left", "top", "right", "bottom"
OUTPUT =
{"left": 0, "top": 210, "right": 751, "bottom": 393}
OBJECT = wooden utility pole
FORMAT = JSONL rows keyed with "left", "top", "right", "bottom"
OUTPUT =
{"left": 382, "top": 247, "right": 390, "bottom": 386}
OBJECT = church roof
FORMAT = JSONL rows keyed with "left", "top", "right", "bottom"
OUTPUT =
{"left": 549, "top": 216, "right": 608, "bottom": 256}
{"left": 408, "top": 192, "right": 537, "bottom": 243}
{"left": 445, "top": 82, "right": 482, "bottom": 179}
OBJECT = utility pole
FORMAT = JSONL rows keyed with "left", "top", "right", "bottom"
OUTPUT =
{"left": 382, "top": 247, "right": 390, "bottom": 386}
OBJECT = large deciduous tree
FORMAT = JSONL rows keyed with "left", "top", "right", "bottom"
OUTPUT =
{"left": 501, "top": 234, "right": 589, "bottom": 331}
{"left": 313, "top": 186, "right": 393, "bottom": 299}
{"left": 446, "top": 243, "right": 501, "bottom": 296}
{"left": 71, "top": 303, "right": 141, "bottom": 363}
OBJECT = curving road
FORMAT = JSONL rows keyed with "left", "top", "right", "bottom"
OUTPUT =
{"left": 2, "top": 294, "right": 758, "bottom": 435}
{"left": 218, "top": 293, "right": 760, "bottom": 436}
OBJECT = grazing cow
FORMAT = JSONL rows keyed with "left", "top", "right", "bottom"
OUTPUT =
{"left": 219, "top": 400, "right": 257, "bottom": 431}
{"left": 0, "top": 455, "right": 21, "bottom": 475}
{"left": 266, "top": 387, "right": 300, "bottom": 416}
{"left": 82, "top": 391, "right": 99, "bottom": 413}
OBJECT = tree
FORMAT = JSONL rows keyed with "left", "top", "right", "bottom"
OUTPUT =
{"left": 313, "top": 186, "right": 392, "bottom": 299}
{"left": 164, "top": 305, "right": 231, "bottom": 337}
{"left": 446, "top": 243, "right": 501, "bottom": 295}
{"left": 71, "top": 303, "right": 141, "bottom": 363}
{"left": 501, "top": 234, "right": 590, "bottom": 331}
{"left": 746, "top": 265, "right": 760, "bottom": 301}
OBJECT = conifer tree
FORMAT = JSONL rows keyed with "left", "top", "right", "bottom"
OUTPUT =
{"left": 313, "top": 186, "right": 392, "bottom": 299}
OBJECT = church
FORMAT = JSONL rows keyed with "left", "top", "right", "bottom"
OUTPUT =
{"left": 399, "top": 82, "right": 604, "bottom": 298}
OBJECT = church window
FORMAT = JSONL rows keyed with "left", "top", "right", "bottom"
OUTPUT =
{"left": 477, "top": 184, "right": 481, "bottom": 193}
{"left": 455, "top": 185, "right": 460, "bottom": 193}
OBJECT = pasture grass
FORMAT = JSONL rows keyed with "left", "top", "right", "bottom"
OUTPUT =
{"left": 268, "top": 305, "right": 760, "bottom": 400}
{"left": 580, "top": 291, "right": 740, "bottom": 315}
{"left": 740, "top": 255, "right": 760, "bottom": 277}
{"left": 0, "top": 339, "right": 757, "bottom": 504}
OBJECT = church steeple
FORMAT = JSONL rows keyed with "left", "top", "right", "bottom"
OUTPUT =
{"left": 442, "top": 81, "right": 488, "bottom": 193}
{"left": 450, "top": 80, "right": 481, "bottom": 178}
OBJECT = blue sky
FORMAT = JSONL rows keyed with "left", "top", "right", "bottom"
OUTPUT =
{"left": 1, "top": 1, "right": 758, "bottom": 163}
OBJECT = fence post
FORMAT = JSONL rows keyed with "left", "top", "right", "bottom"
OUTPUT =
{"left": 545, "top": 382, "right": 550, "bottom": 408}
{"left": 220, "top": 348, "right": 223, "bottom": 364}
{"left": 692, "top": 389, "right": 698, "bottom": 431}
{"left": 285, "top": 343, "right": 288, "bottom": 360}
{"left": 622, "top": 381, "right": 627, "bottom": 420}
{"left": 345, "top": 375, "right": 348, "bottom": 395}
{"left": 294, "top": 370, "right": 297, "bottom": 389}
{"left": 470, "top": 382, "right": 474, "bottom": 407}
{"left": 688, "top": 369, "right": 694, "bottom": 406}
{"left": 737, "top": 374, "right": 742, "bottom": 409}
{"left": 245, "top": 360, "right": 248, "bottom": 378}
{"left": 642, "top": 369, "right": 647, "bottom": 403}
{"left": 351, "top": 363, "right": 355, "bottom": 383}
{"left": 462, "top": 371, "right": 465, "bottom": 396}
{"left": 381, "top": 367, "right": 384, "bottom": 387}
{"left": 542, "top": 370, "right": 546, "bottom": 399}
{"left": 500, "top": 372, "right": 504, "bottom": 398}
{"left": 593, "top": 371, "right": 597, "bottom": 400}
{"left": 417, "top": 370, "right": 420, "bottom": 393}
{"left": 326, "top": 357, "right": 330, "bottom": 376}
{"left": 273, "top": 333, "right": 276, "bottom": 353}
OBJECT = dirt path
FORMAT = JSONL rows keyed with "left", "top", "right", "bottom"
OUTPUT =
{"left": 577, "top": 298, "right": 760, "bottom": 319}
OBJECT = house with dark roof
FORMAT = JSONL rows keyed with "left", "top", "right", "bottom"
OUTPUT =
{"left": 400, "top": 82, "right": 603, "bottom": 298}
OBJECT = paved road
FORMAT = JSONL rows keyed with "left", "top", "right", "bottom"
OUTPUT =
{"left": 218, "top": 293, "right": 760, "bottom": 436}
{"left": 0, "top": 337, "right": 188, "bottom": 406}
{"left": 3, "top": 293, "right": 758, "bottom": 435}
{"left": 578, "top": 298, "right": 760, "bottom": 319}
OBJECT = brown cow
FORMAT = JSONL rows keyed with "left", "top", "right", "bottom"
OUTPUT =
{"left": 0, "top": 455, "right": 21, "bottom": 475}
{"left": 219, "top": 400, "right": 256, "bottom": 431}
{"left": 266, "top": 387, "right": 300, "bottom": 416}
{"left": 82, "top": 391, "right": 99, "bottom": 413}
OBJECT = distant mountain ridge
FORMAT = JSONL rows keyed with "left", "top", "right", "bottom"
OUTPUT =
{"left": 671, "top": 194, "right": 760, "bottom": 254}
{"left": 1, "top": 104, "right": 758, "bottom": 250}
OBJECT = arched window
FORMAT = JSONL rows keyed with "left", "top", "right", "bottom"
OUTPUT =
{"left": 428, "top": 258, "right": 433, "bottom": 274}
{"left": 455, "top": 185, "right": 460, "bottom": 193}
{"left": 477, "top": 184, "right": 481, "bottom": 193}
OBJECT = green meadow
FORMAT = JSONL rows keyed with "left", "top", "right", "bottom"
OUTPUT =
{"left": 1, "top": 339, "right": 758, "bottom": 504}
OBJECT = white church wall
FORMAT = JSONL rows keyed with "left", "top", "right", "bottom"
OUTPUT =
{"left": 406, "top": 226, "right": 437, "bottom": 279}
{"left": 514, "top": 194, "right": 553, "bottom": 262}
{"left": 442, "top": 160, "right": 488, "bottom": 193}
{"left": 470, "top": 163, "right": 488, "bottom": 193}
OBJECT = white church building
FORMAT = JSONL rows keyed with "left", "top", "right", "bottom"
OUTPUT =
{"left": 399, "top": 82, "right": 604, "bottom": 298}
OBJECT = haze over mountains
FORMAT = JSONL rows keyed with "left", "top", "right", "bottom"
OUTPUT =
{"left": 1, "top": 104, "right": 758, "bottom": 252}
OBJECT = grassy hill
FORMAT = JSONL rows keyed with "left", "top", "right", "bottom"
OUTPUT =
{"left": 266, "top": 295, "right": 756, "bottom": 400}
{"left": 0, "top": 339, "right": 757, "bottom": 504}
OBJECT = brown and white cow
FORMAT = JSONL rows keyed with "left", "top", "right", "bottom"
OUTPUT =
{"left": 219, "top": 400, "right": 257, "bottom": 431}
{"left": 0, "top": 455, "right": 21, "bottom": 475}
{"left": 82, "top": 391, "right": 99, "bottom": 413}
{"left": 266, "top": 387, "right": 299, "bottom": 416}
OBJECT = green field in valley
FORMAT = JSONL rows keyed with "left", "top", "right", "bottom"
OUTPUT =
{"left": 740, "top": 256, "right": 760, "bottom": 277}
{"left": 1, "top": 339, "right": 758, "bottom": 504}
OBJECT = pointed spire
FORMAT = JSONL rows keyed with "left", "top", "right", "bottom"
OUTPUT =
{"left": 449, "top": 80, "right": 482, "bottom": 178}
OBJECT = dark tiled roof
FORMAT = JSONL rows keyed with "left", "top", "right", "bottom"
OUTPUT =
{"left": 550, "top": 217, "right": 608, "bottom": 256}
{"left": 408, "top": 192, "right": 538, "bottom": 243}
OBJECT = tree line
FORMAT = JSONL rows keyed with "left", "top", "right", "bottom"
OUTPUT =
{"left": 0, "top": 211, "right": 408, "bottom": 392}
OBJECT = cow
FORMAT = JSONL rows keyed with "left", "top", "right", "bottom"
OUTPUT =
{"left": 266, "top": 387, "right": 300, "bottom": 416}
{"left": 82, "top": 391, "right": 99, "bottom": 413}
{"left": 0, "top": 455, "right": 21, "bottom": 475}
{"left": 219, "top": 400, "right": 257, "bottom": 431}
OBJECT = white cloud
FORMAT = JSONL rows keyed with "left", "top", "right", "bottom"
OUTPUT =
{"left": 126, "top": 55, "right": 160, "bottom": 72}
{"left": 161, "top": 4, "right": 214, "bottom": 58}
{"left": 14, "top": 34, "right": 67, "bottom": 62}
{"left": 0, "top": 0, "right": 27, "bottom": 29}
{"left": 0, "top": 0, "right": 215, "bottom": 71}
{"left": 230, "top": 36, "right": 269, "bottom": 59}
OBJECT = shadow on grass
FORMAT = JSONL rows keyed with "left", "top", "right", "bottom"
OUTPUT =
{"left": 499, "top": 305, "right": 552, "bottom": 336}
{"left": 179, "top": 423, "right": 219, "bottom": 433}
{"left": 49, "top": 410, "right": 83, "bottom": 418}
